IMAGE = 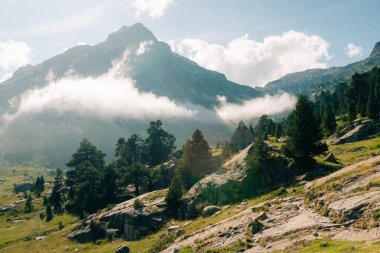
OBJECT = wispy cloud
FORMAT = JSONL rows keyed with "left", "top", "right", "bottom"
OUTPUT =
{"left": 214, "top": 93, "right": 296, "bottom": 123}
{"left": 131, "top": 0, "right": 174, "bottom": 19}
{"left": 345, "top": 43, "right": 363, "bottom": 57}
{"left": 170, "top": 31, "right": 332, "bottom": 87}
{"left": 0, "top": 40, "right": 31, "bottom": 70}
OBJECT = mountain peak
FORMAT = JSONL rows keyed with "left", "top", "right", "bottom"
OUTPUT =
{"left": 104, "top": 23, "right": 157, "bottom": 48}
{"left": 370, "top": 41, "right": 380, "bottom": 57}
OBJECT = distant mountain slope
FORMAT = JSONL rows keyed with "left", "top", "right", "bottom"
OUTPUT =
{"left": 264, "top": 41, "right": 380, "bottom": 95}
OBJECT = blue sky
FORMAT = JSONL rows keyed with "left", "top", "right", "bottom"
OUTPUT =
{"left": 0, "top": 0, "right": 379, "bottom": 86}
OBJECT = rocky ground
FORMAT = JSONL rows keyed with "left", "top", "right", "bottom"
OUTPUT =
{"left": 160, "top": 156, "right": 380, "bottom": 252}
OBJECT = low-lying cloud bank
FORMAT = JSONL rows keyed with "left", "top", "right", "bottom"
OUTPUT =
{"left": 3, "top": 75, "right": 196, "bottom": 124}
{"left": 3, "top": 48, "right": 196, "bottom": 125}
{"left": 214, "top": 93, "right": 297, "bottom": 123}
{"left": 170, "top": 30, "right": 331, "bottom": 87}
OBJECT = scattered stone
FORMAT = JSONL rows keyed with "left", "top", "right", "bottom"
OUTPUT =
{"left": 35, "top": 236, "right": 46, "bottom": 240}
{"left": 12, "top": 219, "right": 27, "bottom": 224}
{"left": 251, "top": 205, "right": 265, "bottom": 213}
{"left": 202, "top": 205, "right": 221, "bottom": 217}
{"left": 248, "top": 218, "right": 263, "bottom": 234}
{"left": 115, "top": 245, "right": 130, "bottom": 253}
{"left": 168, "top": 225, "right": 180, "bottom": 231}
{"left": 256, "top": 211, "right": 268, "bottom": 221}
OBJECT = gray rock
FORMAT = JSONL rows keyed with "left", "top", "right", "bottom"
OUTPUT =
{"left": 69, "top": 190, "right": 168, "bottom": 242}
{"left": 248, "top": 218, "right": 263, "bottom": 234}
{"left": 175, "top": 229, "right": 185, "bottom": 237}
{"left": 67, "top": 227, "right": 92, "bottom": 243}
{"left": 202, "top": 205, "right": 221, "bottom": 217}
{"left": 167, "top": 225, "right": 180, "bottom": 231}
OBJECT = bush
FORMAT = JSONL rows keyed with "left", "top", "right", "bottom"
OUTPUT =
{"left": 133, "top": 198, "right": 144, "bottom": 209}
{"left": 58, "top": 221, "right": 64, "bottom": 230}
{"left": 39, "top": 212, "right": 45, "bottom": 220}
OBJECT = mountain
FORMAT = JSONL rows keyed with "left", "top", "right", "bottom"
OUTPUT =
{"left": 0, "top": 23, "right": 261, "bottom": 110}
{"left": 0, "top": 23, "right": 262, "bottom": 166}
{"left": 264, "top": 41, "right": 380, "bottom": 95}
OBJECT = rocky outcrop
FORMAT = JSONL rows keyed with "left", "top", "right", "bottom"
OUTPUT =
{"left": 182, "top": 151, "right": 291, "bottom": 218}
{"left": 327, "top": 119, "right": 380, "bottom": 145}
{"left": 69, "top": 190, "right": 168, "bottom": 242}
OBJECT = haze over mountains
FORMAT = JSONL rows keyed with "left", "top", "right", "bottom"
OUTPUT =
{"left": 0, "top": 23, "right": 379, "bottom": 166}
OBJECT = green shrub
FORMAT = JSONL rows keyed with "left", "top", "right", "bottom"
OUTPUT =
{"left": 133, "top": 198, "right": 144, "bottom": 209}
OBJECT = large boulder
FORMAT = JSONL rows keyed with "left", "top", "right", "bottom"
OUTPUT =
{"left": 182, "top": 152, "right": 291, "bottom": 218}
{"left": 69, "top": 190, "right": 169, "bottom": 242}
{"left": 202, "top": 205, "right": 221, "bottom": 217}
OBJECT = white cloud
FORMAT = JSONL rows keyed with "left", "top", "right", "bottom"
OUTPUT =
{"left": 214, "top": 93, "right": 297, "bottom": 123}
{"left": 0, "top": 73, "right": 13, "bottom": 83}
{"left": 345, "top": 43, "right": 363, "bottom": 57}
{"left": 131, "top": 0, "right": 173, "bottom": 19}
{"left": 136, "top": 40, "right": 153, "bottom": 55}
{"left": 0, "top": 40, "right": 31, "bottom": 70}
{"left": 77, "top": 42, "right": 88, "bottom": 46}
{"left": 170, "top": 31, "right": 332, "bottom": 87}
{"left": 3, "top": 49, "right": 196, "bottom": 124}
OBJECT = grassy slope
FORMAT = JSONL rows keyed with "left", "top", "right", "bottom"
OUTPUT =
{"left": 0, "top": 136, "right": 380, "bottom": 252}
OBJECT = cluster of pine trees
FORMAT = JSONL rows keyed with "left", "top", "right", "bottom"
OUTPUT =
{"left": 39, "top": 120, "right": 215, "bottom": 218}
{"left": 315, "top": 67, "right": 380, "bottom": 135}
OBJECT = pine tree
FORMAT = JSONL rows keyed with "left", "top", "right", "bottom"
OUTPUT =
{"left": 66, "top": 138, "right": 106, "bottom": 170}
{"left": 25, "top": 195, "right": 33, "bottom": 213}
{"left": 46, "top": 203, "right": 53, "bottom": 221}
{"left": 142, "top": 120, "right": 176, "bottom": 167}
{"left": 115, "top": 134, "right": 143, "bottom": 167}
{"left": 165, "top": 176, "right": 183, "bottom": 214}
{"left": 230, "top": 121, "right": 254, "bottom": 149}
{"left": 283, "top": 96, "right": 327, "bottom": 168}
{"left": 182, "top": 129, "right": 213, "bottom": 188}
{"left": 322, "top": 104, "right": 337, "bottom": 136}
{"left": 367, "top": 86, "right": 379, "bottom": 119}
{"left": 50, "top": 169, "right": 64, "bottom": 212}
{"left": 124, "top": 163, "right": 151, "bottom": 195}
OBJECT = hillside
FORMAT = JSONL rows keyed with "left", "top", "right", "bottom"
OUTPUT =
{"left": 1, "top": 135, "right": 380, "bottom": 252}
{"left": 264, "top": 41, "right": 380, "bottom": 95}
